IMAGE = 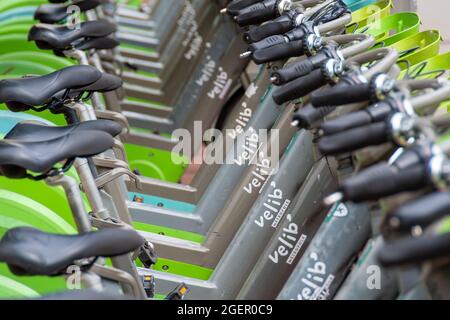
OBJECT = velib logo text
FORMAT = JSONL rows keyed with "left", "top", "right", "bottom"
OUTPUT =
{"left": 172, "top": 121, "right": 280, "bottom": 173}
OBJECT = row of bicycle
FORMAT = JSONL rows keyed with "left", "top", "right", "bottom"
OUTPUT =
{"left": 0, "top": 0, "right": 449, "bottom": 300}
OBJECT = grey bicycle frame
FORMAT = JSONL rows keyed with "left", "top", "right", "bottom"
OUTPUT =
{"left": 86, "top": 47, "right": 280, "bottom": 218}
{"left": 334, "top": 235, "right": 399, "bottom": 300}
{"left": 276, "top": 200, "right": 371, "bottom": 300}
{"left": 65, "top": 96, "right": 314, "bottom": 298}
{"left": 115, "top": 1, "right": 188, "bottom": 53}
{"left": 106, "top": 6, "right": 356, "bottom": 221}
{"left": 127, "top": 89, "right": 289, "bottom": 234}
{"left": 231, "top": 48, "right": 398, "bottom": 300}
{"left": 42, "top": 148, "right": 147, "bottom": 299}
{"left": 59, "top": 0, "right": 362, "bottom": 296}
{"left": 107, "top": 1, "right": 223, "bottom": 107}
{"left": 136, "top": 130, "right": 316, "bottom": 298}
{"left": 76, "top": 21, "right": 373, "bottom": 242}
{"left": 123, "top": 13, "right": 246, "bottom": 133}
{"left": 237, "top": 156, "right": 339, "bottom": 299}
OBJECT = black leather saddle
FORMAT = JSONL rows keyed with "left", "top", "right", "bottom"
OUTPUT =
{"left": 29, "top": 21, "right": 118, "bottom": 52}
{"left": 0, "top": 129, "right": 114, "bottom": 178}
{"left": 0, "top": 227, "right": 144, "bottom": 276}
{"left": 35, "top": 0, "right": 108, "bottom": 24}
{"left": 73, "top": 72, "right": 123, "bottom": 94}
{"left": 0, "top": 65, "right": 101, "bottom": 112}
{"left": 5, "top": 120, "right": 123, "bottom": 142}
{"left": 51, "top": 71, "right": 123, "bottom": 102}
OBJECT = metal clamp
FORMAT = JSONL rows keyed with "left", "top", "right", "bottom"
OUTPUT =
{"left": 95, "top": 167, "right": 143, "bottom": 191}
{"left": 95, "top": 110, "right": 130, "bottom": 135}
{"left": 92, "top": 156, "right": 130, "bottom": 170}
{"left": 91, "top": 264, "right": 146, "bottom": 299}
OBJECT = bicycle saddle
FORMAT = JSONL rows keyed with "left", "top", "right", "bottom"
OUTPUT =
{"left": 0, "top": 130, "right": 113, "bottom": 178}
{"left": 74, "top": 72, "right": 123, "bottom": 93}
{"left": 35, "top": 0, "right": 108, "bottom": 24}
{"left": 0, "top": 65, "right": 102, "bottom": 112}
{"left": 5, "top": 120, "right": 123, "bottom": 142}
{"left": 50, "top": 71, "right": 123, "bottom": 103}
{"left": 28, "top": 21, "right": 117, "bottom": 51}
{"left": 75, "top": 36, "right": 120, "bottom": 51}
{"left": 0, "top": 227, "right": 144, "bottom": 276}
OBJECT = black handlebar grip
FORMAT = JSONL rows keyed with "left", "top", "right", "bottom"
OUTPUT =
{"left": 236, "top": 0, "right": 277, "bottom": 27}
{"left": 340, "top": 162, "right": 427, "bottom": 203}
{"left": 390, "top": 192, "right": 450, "bottom": 232}
{"left": 245, "top": 15, "right": 294, "bottom": 43}
{"left": 272, "top": 69, "right": 325, "bottom": 105}
{"left": 379, "top": 233, "right": 450, "bottom": 268}
{"left": 227, "top": 0, "right": 263, "bottom": 16}
{"left": 321, "top": 110, "right": 373, "bottom": 135}
{"left": 293, "top": 104, "right": 336, "bottom": 129}
{"left": 322, "top": 101, "right": 394, "bottom": 135}
{"left": 271, "top": 51, "right": 328, "bottom": 85}
{"left": 319, "top": 122, "right": 389, "bottom": 155}
{"left": 252, "top": 40, "right": 304, "bottom": 64}
{"left": 272, "top": 59, "right": 314, "bottom": 85}
{"left": 311, "top": 83, "right": 371, "bottom": 108}
{"left": 248, "top": 35, "right": 286, "bottom": 52}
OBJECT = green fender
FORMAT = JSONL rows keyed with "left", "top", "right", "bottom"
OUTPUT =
{"left": 349, "top": 0, "right": 392, "bottom": 30}
{"left": 0, "top": 275, "right": 39, "bottom": 299}
{"left": 358, "top": 12, "right": 421, "bottom": 46}
{"left": 389, "top": 30, "right": 441, "bottom": 69}
{"left": 0, "top": 60, "right": 55, "bottom": 76}
{"left": 0, "top": 177, "right": 80, "bottom": 229}
{"left": 402, "top": 52, "right": 450, "bottom": 80}
{"left": 0, "top": 190, "right": 75, "bottom": 235}
{"left": 0, "top": 34, "right": 40, "bottom": 54}
{"left": 402, "top": 52, "right": 450, "bottom": 110}
{"left": 0, "top": 0, "right": 44, "bottom": 12}
{"left": 0, "top": 51, "right": 73, "bottom": 67}
{"left": 0, "top": 16, "right": 34, "bottom": 27}
{"left": 0, "top": 23, "right": 31, "bottom": 36}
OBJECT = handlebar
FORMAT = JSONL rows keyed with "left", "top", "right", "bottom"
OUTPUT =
{"left": 235, "top": 0, "right": 280, "bottom": 27}
{"left": 387, "top": 192, "right": 450, "bottom": 232}
{"left": 223, "top": 0, "right": 264, "bottom": 16}
{"left": 292, "top": 103, "right": 336, "bottom": 129}
{"left": 320, "top": 101, "right": 393, "bottom": 135}
{"left": 244, "top": 9, "right": 301, "bottom": 43}
{"left": 379, "top": 232, "right": 450, "bottom": 267}
{"left": 272, "top": 68, "right": 326, "bottom": 105}
{"left": 318, "top": 122, "right": 390, "bottom": 155}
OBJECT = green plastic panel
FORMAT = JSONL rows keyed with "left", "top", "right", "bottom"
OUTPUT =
{"left": 358, "top": 12, "right": 421, "bottom": 46}
{"left": 349, "top": 0, "right": 392, "bottom": 30}
{"left": 389, "top": 30, "right": 441, "bottom": 69}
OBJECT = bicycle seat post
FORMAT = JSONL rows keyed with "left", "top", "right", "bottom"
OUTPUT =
{"left": 72, "top": 156, "right": 147, "bottom": 298}
{"left": 46, "top": 172, "right": 92, "bottom": 233}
